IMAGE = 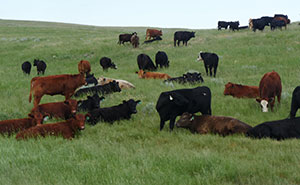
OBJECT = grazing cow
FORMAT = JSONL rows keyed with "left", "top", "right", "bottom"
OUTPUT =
{"left": 217, "top": 21, "right": 229, "bottom": 30}
{"left": 85, "top": 73, "right": 98, "bottom": 86}
{"left": 87, "top": 99, "right": 141, "bottom": 125}
{"left": 260, "top": 16, "right": 274, "bottom": 25}
{"left": 97, "top": 77, "right": 135, "bottom": 89}
{"left": 229, "top": 21, "right": 239, "bottom": 31}
{"left": 176, "top": 113, "right": 252, "bottom": 136}
{"left": 74, "top": 81, "right": 121, "bottom": 97}
{"left": 77, "top": 94, "right": 104, "bottom": 112}
{"left": 21, "top": 61, "right": 31, "bottom": 75}
{"left": 249, "top": 18, "right": 268, "bottom": 32}
{"left": 224, "top": 82, "right": 259, "bottom": 98}
{"left": 33, "top": 59, "right": 47, "bottom": 75}
{"left": 274, "top": 14, "right": 290, "bottom": 24}
{"left": 78, "top": 60, "right": 91, "bottom": 75}
{"left": 256, "top": 71, "right": 282, "bottom": 112}
{"left": 0, "top": 111, "right": 45, "bottom": 135}
{"left": 143, "top": 36, "right": 162, "bottom": 44}
{"left": 137, "top": 70, "right": 171, "bottom": 80}
{"left": 29, "top": 73, "right": 86, "bottom": 107}
{"left": 145, "top": 29, "right": 162, "bottom": 40}
{"left": 156, "top": 86, "right": 212, "bottom": 131}
{"left": 29, "top": 99, "right": 78, "bottom": 120}
{"left": 197, "top": 52, "right": 219, "bottom": 77}
{"left": 289, "top": 86, "right": 300, "bottom": 119}
{"left": 130, "top": 34, "right": 139, "bottom": 48}
{"left": 165, "top": 72, "right": 204, "bottom": 84}
{"left": 16, "top": 114, "right": 87, "bottom": 140}
{"left": 246, "top": 117, "right": 300, "bottom": 140}
{"left": 99, "top": 57, "right": 117, "bottom": 71}
{"left": 155, "top": 51, "right": 169, "bottom": 68}
{"left": 174, "top": 31, "right": 195, "bottom": 47}
{"left": 271, "top": 19, "right": 287, "bottom": 30}
{"left": 118, "top": 32, "right": 136, "bottom": 45}
{"left": 137, "top": 54, "right": 157, "bottom": 71}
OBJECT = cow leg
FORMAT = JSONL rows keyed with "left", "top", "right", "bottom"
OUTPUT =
{"left": 209, "top": 67, "right": 213, "bottom": 77}
{"left": 204, "top": 65, "right": 208, "bottom": 76}
{"left": 169, "top": 117, "right": 176, "bottom": 131}
{"left": 213, "top": 67, "right": 217, "bottom": 77}
{"left": 33, "top": 96, "right": 42, "bottom": 108}
{"left": 160, "top": 119, "right": 165, "bottom": 131}
{"left": 277, "top": 93, "right": 281, "bottom": 103}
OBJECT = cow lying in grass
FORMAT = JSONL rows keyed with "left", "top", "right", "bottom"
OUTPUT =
{"left": 137, "top": 70, "right": 171, "bottom": 80}
{"left": 223, "top": 82, "right": 259, "bottom": 98}
{"left": 74, "top": 81, "right": 121, "bottom": 97}
{"left": 87, "top": 99, "right": 141, "bottom": 125}
{"left": 77, "top": 94, "right": 104, "bottom": 112}
{"left": 176, "top": 113, "right": 252, "bottom": 136}
{"left": 16, "top": 114, "right": 87, "bottom": 140}
{"left": 97, "top": 77, "right": 135, "bottom": 89}
{"left": 164, "top": 72, "right": 204, "bottom": 84}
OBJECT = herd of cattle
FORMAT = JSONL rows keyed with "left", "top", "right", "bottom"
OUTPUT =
{"left": 2, "top": 20, "right": 300, "bottom": 141}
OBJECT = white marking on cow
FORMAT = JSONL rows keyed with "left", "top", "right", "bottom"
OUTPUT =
{"left": 261, "top": 100, "right": 268, "bottom": 112}
{"left": 203, "top": 93, "right": 207, "bottom": 96}
{"left": 169, "top": 95, "right": 173, "bottom": 101}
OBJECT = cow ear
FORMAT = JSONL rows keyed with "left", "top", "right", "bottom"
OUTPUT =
{"left": 135, "top": 71, "right": 138, "bottom": 74}
{"left": 143, "top": 71, "right": 146, "bottom": 75}
{"left": 136, "top": 100, "right": 141, "bottom": 104}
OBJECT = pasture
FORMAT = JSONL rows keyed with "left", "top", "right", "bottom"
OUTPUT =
{"left": 0, "top": 19, "right": 300, "bottom": 184}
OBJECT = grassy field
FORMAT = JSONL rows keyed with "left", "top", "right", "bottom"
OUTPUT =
{"left": 0, "top": 19, "right": 300, "bottom": 185}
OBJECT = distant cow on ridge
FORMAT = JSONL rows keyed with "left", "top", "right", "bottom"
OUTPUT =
{"left": 145, "top": 29, "right": 162, "bottom": 40}
{"left": 118, "top": 32, "right": 136, "bottom": 45}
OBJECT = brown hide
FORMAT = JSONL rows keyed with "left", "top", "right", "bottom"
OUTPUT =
{"left": 78, "top": 60, "right": 91, "bottom": 74}
{"left": 137, "top": 70, "right": 171, "bottom": 80}
{"left": 224, "top": 82, "right": 259, "bottom": 98}
{"left": 146, "top": 29, "right": 162, "bottom": 40}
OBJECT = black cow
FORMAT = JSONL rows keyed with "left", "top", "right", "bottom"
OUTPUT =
{"left": 85, "top": 73, "right": 98, "bottom": 86}
{"left": 260, "top": 16, "right": 274, "bottom": 25}
{"left": 100, "top": 57, "right": 117, "bottom": 71}
{"left": 197, "top": 52, "right": 219, "bottom": 77}
{"left": 21, "top": 61, "right": 31, "bottom": 75}
{"left": 250, "top": 18, "right": 269, "bottom": 32}
{"left": 229, "top": 21, "right": 239, "bottom": 31}
{"left": 174, "top": 31, "right": 195, "bottom": 47}
{"left": 77, "top": 94, "right": 104, "bottom": 112}
{"left": 246, "top": 117, "right": 300, "bottom": 140}
{"left": 137, "top": 54, "right": 157, "bottom": 71}
{"left": 217, "top": 21, "right": 229, "bottom": 30}
{"left": 155, "top": 51, "right": 169, "bottom": 68}
{"left": 270, "top": 19, "right": 286, "bottom": 30}
{"left": 164, "top": 72, "right": 204, "bottom": 84}
{"left": 87, "top": 99, "right": 141, "bottom": 125}
{"left": 33, "top": 59, "right": 47, "bottom": 75}
{"left": 74, "top": 81, "right": 121, "bottom": 97}
{"left": 143, "top": 36, "right": 162, "bottom": 44}
{"left": 290, "top": 86, "right": 300, "bottom": 119}
{"left": 118, "top": 32, "right": 136, "bottom": 45}
{"left": 156, "top": 86, "right": 211, "bottom": 131}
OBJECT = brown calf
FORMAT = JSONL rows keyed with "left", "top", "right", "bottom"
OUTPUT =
{"left": 176, "top": 113, "right": 252, "bottom": 136}
{"left": 224, "top": 82, "right": 259, "bottom": 98}
{"left": 137, "top": 70, "right": 171, "bottom": 80}
{"left": 146, "top": 29, "right": 162, "bottom": 40}
{"left": 78, "top": 60, "right": 91, "bottom": 75}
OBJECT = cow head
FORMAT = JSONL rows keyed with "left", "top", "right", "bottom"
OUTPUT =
{"left": 33, "top": 59, "right": 40, "bottom": 66}
{"left": 90, "top": 94, "right": 104, "bottom": 109}
{"left": 64, "top": 99, "right": 78, "bottom": 114}
{"left": 111, "top": 62, "right": 117, "bottom": 69}
{"left": 137, "top": 70, "right": 146, "bottom": 78}
{"left": 28, "top": 108, "right": 49, "bottom": 125}
{"left": 224, "top": 82, "right": 235, "bottom": 95}
{"left": 191, "top": 32, "right": 195, "bottom": 38}
{"left": 111, "top": 80, "right": 121, "bottom": 92}
{"left": 197, "top": 51, "right": 203, "bottom": 61}
{"left": 73, "top": 114, "right": 86, "bottom": 130}
{"left": 123, "top": 99, "right": 141, "bottom": 114}
{"left": 176, "top": 112, "right": 194, "bottom": 128}
{"left": 256, "top": 98, "right": 274, "bottom": 112}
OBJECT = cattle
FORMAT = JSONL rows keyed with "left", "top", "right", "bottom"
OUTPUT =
{"left": 29, "top": 99, "right": 78, "bottom": 120}
{"left": 256, "top": 71, "right": 282, "bottom": 112}
{"left": 29, "top": 73, "right": 86, "bottom": 107}
{"left": 78, "top": 60, "right": 91, "bottom": 75}
{"left": 137, "top": 54, "right": 157, "bottom": 71}
{"left": 137, "top": 70, "right": 171, "bottom": 80}
{"left": 118, "top": 32, "right": 136, "bottom": 45}
{"left": 197, "top": 52, "right": 219, "bottom": 77}
{"left": 87, "top": 99, "right": 141, "bottom": 125}
{"left": 77, "top": 94, "right": 104, "bottom": 112}
{"left": 229, "top": 21, "right": 239, "bottom": 31}
{"left": 99, "top": 57, "right": 117, "bottom": 71}
{"left": 0, "top": 111, "right": 45, "bottom": 135}
{"left": 246, "top": 117, "right": 300, "bottom": 140}
{"left": 145, "top": 29, "right": 162, "bottom": 40}
{"left": 33, "top": 59, "right": 47, "bottom": 75}
{"left": 85, "top": 73, "right": 98, "bottom": 86}
{"left": 16, "top": 114, "right": 87, "bottom": 140}
{"left": 130, "top": 34, "right": 139, "bottom": 48}
{"left": 271, "top": 19, "right": 287, "bottom": 30}
{"left": 155, "top": 51, "right": 169, "bottom": 68}
{"left": 143, "top": 36, "right": 162, "bottom": 44}
{"left": 223, "top": 82, "right": 259, "bottom": 98}
{"left": 97, "top": 77, "right": 135, "bottom": 89}
{"left": 164, "top": 72, "right": 204, "bottom": 84}
{"left": 217, "top": 21, "right": 229, "bottom": 30}
{"left": 21, "top": 61, "right": 31, "bottom": 75}
{"left": 74, "top": 81, "right": 121, "bottom": 97}
{"left": 174, "top": 31, "right": 195, "bottom": 47}
{"left": 156, "top": 86, "right": 212, "bottom": 131}
{"left": 289, "top": 86, "right": 300, "bottom": 119}
{"left": 176, "top": 113, "right": 252, "bottom": 136}
{"left": 274, "top": 14, "right": 290, "bottom": 24}
{"left": 260, "top": 16, "right": 274, "bottom": 25}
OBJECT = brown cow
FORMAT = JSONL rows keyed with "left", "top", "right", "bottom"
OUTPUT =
{"left": 16, "top": 114, "right": 87, "bottom": 140}
{"left": 224, "top": 82, "right": 259, "bottom": 98}
{"left": 0, "top": 110, "right": 45, "bottom": 135}
{"left": 131, "top": 34, "right": 139, "bottom": 48}
{"left": 145, "top": 29, "right": 162, "bottom": 40}
{"left": 29, "top": 73, "right": 86, "bottom": 107}
{"left": 273, "top": 17, "right": 288, "bottom": 29}
{"left": 176, "top": 113, "right": 252, "bottom": 136}
{"left": 29, "top": 99, "right": 78, "bottom": 120}
{"left": 256, "top": 71, "right": 282, "bottom": 112}
{"left": 136, "top": 70, "right": 171, "bottom": 80}
{"left": 78, "top": 60, "right": 91, "bottom": 75}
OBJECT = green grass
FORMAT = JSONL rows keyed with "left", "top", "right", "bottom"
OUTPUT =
{"left": 1, "top": 19, "right": 300, "bottom": 185}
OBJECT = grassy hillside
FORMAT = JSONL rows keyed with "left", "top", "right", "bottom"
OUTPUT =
{"left": 0, "top": 19, "right": 300, "bottom": 185}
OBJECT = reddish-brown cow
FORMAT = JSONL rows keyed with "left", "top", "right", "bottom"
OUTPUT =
{"left": 16, "top": 114, "right": 88, "bottom": 140}
{"left": 145, "top": 29, "right": 162, "bottom": 40}
{"left": 137, "top": 70, "right": 171, "bottom": 80}
{"left": 256, "top": 71, "right": 282, "bottom": 112}
{"left": 273, "top": 17, "right": 288, "bottom": 29}
{"left": 224, "top": 82, "right": 259, "bottom": 98}
{"left": 78, "top": 60, "right": 91, "bottom": 75}
{"left": 29, "top": 99, "right": 78, "bottom": 120}
{"left": 29, "top": 73, "right": 86, "bottom": 107}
